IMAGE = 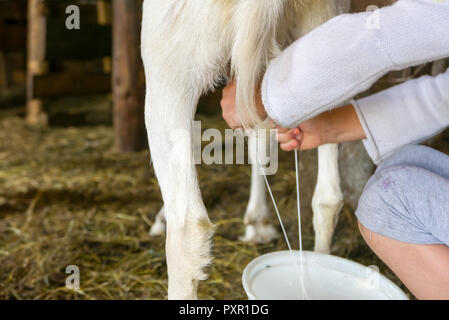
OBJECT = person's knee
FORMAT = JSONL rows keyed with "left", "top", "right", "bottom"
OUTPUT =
{"left": 357, "top": 165, "right": 410, "bottom": 216}
{"left": 356, "top": 163, "right": 438, "bottom": 246}
{"left": 359, "top": 163, "right": 427, "bottom": 215}
{"left": 356, "top": 165, "right": 415, "bottom": 238}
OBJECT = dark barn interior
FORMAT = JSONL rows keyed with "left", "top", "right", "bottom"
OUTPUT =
{"left": 0, "top": 0, "right": 448, "bottom": 299}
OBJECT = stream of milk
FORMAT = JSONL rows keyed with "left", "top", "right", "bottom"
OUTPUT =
{"left": 257, "top": 149, "right": 309, "bottom": 299}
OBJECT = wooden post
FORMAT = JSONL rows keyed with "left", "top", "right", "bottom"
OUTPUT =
{"left": 26, "top": 0, "right": 48, "bottom": 126}
{"left": 97, "top": 0, "right": 112, "bottom": 73}
{"left": 97, "top": 0, "right": 111, "bottom": 25}
{"left": 112, "top": 0, "right": 146, "bottom": 152}
{"left": 0, "top": 52, "right": 7, "bottom": 94}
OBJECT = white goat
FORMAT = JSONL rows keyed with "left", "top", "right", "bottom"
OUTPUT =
{"left": 141, "top": 0, "right": 350, "bottom": 299}
{"left": 150, "top": 132, "right": 279, "bottom": 244}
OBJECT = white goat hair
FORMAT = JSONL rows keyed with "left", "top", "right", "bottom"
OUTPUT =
{"left": 141, "top": 0, "right": 349, "bottom": 299}
{"left": 150, "top": 132, "right": 279, "bottom": 245}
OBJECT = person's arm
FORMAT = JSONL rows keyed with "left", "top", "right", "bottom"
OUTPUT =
{"left": 262, "top": 0, "right": 449, "bottom": 128}
{"left": 277, "top": 104, "right": 365, "bottom": 151}
{"left": 354, "top": 67, "right": 449, "bottom": 164}
{"left": 278, "top": 67, "right": 449, "bottom": 164}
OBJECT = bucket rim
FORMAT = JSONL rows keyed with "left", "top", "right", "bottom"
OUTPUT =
{"left": 242, "top": 250, "right": 409, "bottom": 300}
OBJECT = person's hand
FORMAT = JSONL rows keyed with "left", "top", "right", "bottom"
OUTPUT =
{"left": 276, "top": 104, "right": 366, "bottom": 151}
{"left": 220, "top": 80, "right": 240, "bottom": 129}
{"left": 220, "top": 79, "right": 267, "bottom": 129}
{"left": 276, "top": 113, "right": 328, "bottom": 151}
{"left": 221, "top": 79, "right": 365, "bottom": 149}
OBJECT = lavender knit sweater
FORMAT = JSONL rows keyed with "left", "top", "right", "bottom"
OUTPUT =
{"left": 261, "top": 0, "right": 449, "bottom": 163}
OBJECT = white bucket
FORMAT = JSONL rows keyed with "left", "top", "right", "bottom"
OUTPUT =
{"left": 242, "top": 250, "right": 408, "bottom": 300}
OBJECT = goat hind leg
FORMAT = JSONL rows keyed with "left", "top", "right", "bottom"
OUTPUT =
{"left": 149, "top": 207, "right": 166, "bottom": 236}
{"left": 312, "top": 144, "right": 343, "bottom": 253}
{"left": 240, "top": 132, "right": 278, "bottom": 244}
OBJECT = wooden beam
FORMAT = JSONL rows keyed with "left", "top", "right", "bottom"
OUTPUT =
{"left": 112, "top": 0, "right": 146, "bottom": 152}
{"left": 32, "top": 72, "right": 111, "bottom": 99}
{"left": 97, "top": 0, "right": 112, "bottom": 73}
{"left": 46, "top": 19, "right": 111, "bottom": 61}
{"left": 26, "top": 0, "right": 48, "bottom": 126}
{"left": 97, "top": 0, "right": 112, "bottom": 25}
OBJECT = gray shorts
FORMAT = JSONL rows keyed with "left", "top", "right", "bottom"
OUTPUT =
{"left": 356, "top": 145, "right": 449, "bottom": 246}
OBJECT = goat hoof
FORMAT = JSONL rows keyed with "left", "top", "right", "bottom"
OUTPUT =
{"left": 149, "top": 220, "right": 166, "bottom": 236}
{"left": 314, "top": 243, "right": 331, "bottom": 254}
{"left": 240, "top": 223, "right": 279, "bottom": 244}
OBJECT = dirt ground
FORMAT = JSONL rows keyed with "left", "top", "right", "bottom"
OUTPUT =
{"left": 0, "top": 96, "right": 448, "bottom": 300}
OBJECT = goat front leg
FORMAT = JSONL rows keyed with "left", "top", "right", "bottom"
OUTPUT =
{"left": 312, "top": 144, "right": 343, "bottom": 253}
{"left": 145, "top": 88, "right": 213, "bottom": 299}
{"left": 240, "top": 132, "right": 279, "bottom": 244}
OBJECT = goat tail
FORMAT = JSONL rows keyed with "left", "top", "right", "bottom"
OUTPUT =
{"left": 229, "top": 0, "right": 347, "bottom": 129}
{"left": 230, "top": 0, "right": 289, "bottom": 129}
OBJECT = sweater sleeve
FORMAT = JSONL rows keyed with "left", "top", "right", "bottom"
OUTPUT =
{"left": 354, "top": 67, "right": 449, "bottom": 164}
{"left": 261, "top": 0, "right": 449, "bottom": 128}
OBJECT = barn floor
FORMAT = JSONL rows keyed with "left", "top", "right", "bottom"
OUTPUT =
{"left": 3, "top": 95, "right": 448, "bottom": 300}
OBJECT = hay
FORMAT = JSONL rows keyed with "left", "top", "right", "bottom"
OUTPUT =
{"left": 0, "top": 111, "right": 414, "bottom": 300}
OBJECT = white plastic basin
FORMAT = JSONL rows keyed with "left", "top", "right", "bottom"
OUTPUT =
{"left": 242, "top": 250, "right": 408, "bottom": 300}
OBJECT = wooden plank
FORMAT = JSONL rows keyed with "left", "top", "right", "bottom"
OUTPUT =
{"left": 45, "top": 19, "right": 111, "bottom": 60}
{"left": 32, "top": 72, "right": 111, "bottom": 99}
{"left": 97, "top": 0, "right": 112, "bottom": 25}
{"left": 45, "top": 2, "right": 99, "bottom": 22}
{"left": 112, "top": 0, "right": 146, "bottom": 152}
{"left": 26, "top": 0, "right": 48, "bottom": 126}
{"left": 0, "top": 0, "right": 27, "bottom": 21}
{"left": 97, "top": 0, "right": 112, "bottom": 73}
{"left": 0, "top": 23, "right": 27, "bottom": 51}
{"left": 0, "top": 0, "right": 27, "bottom": 51}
